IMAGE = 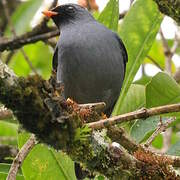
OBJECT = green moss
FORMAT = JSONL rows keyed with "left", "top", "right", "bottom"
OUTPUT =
{"left": 0, "top": 75, "right": 73, "bottom": 149}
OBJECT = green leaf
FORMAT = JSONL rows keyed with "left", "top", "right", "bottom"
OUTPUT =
{"left": 144, "top": 40, "right": 165, "bottom": 70}
{"left": 9, "top": 42, "right": 52, "bottom": 79}
{"left": 118, "top": 84, "right": 145, "bottom": 114}
{"left": 130, "top": 116, "right": 160, "bottom": 143}
{"left": 74, "top": 125, "right": 91, "bottom": 141}
{"left": 0, "top": 163, "right": 11, "bottom": 174}
{"left": 0, "top": 121, "right": 17, "bottom": 145}
{"left": 98, "top": 0, "right": 119, "bottom": 31}
{"left": 130, "top": 72, "right": 180, "bottom": 143}
{"left": 113, "top": 0, "right": 163, "bottom": 115}
{"left": 134, "top": 75, "right": 152, "bottom": 85}
{"left": 0, "top": 121, "right": 17, "bottom": 136}
{"left": 146, "top": 72, "right": 180, "bottom": 108}
{"left": 151, "top": 134, "right": 163, "bottom": 149}
{"left": 171, "top": 131, "right": 180, "bottom": 145}
{"left": 0, "top": 173, "right": 24, "bottom": 180}
{"left": 6, "top": 0, "right": 43, "bottom": 35}
{"left": 144, "top": 40, "right": 176, "bottom": 73}
{"left": 167, "top": 141, "right": 180, "bottom": 156}
{"left": 0, "top": 163, "right": 24, "bottom": 180}
{"left": 18, "top": 133, "right": 76, "bottom": 180}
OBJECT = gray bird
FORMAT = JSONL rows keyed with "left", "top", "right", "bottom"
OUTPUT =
{"left": 43, "top": 3, "right": 128, "bottom": 116}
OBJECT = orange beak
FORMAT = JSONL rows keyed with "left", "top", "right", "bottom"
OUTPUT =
{"left": 42, "top": 10, "right": 58, "bottom": 18}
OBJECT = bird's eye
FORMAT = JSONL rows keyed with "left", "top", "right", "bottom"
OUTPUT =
{"left": 66, "top": 6, "right": 75, "bottom": 13}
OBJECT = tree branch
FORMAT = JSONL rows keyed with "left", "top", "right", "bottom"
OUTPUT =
{"left": 144, "top": 117, "right": 175, "bottom": 148}
{"left": 7, "top": 134, "right": 36, "bottom": 180}
{"left": 107, "top": 126, "right": 139, "bottom": 153}
{"left": 0, "top": 0, "right": 59, "bottom": 52}
{"left": 88, "top": 104, "right": 180, "bottom": 129}
{"left": 154, "top": 0, "right": 180, "bottom": 24}
{"left": 0, "top": 28, "right": 59, "bottom": 52}
{"left": 0, "top": 59, "right": 179, "bottom": 178}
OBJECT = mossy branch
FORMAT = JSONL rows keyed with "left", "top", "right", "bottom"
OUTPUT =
{"left": 154, "top": 0, "right": 180, "bottom": 24}
{"left": 0, "top": 60, "right": 140, "bottom": 178}
{"left": 0, "top": 59, "right": 179, "bottom": 179}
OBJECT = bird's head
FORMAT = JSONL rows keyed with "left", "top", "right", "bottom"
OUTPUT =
{"left": 42, "top": 4, "right": 94, "bottom": 28}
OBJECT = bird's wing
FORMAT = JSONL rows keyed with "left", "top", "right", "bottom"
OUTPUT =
{"left": 113, "top": 32, "right": 128, "bottom": 68}
{"left": 52, "top": 45, "right": 58, "bottom": 71}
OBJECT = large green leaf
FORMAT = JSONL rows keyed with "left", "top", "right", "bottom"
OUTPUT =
{"left": 6, "top": 0, "right": 43, "bottom": 35}
{"left": 118, "top": 84, "right": 145, "bottom": 114}
{"left": 113, "top": 0, "right": 163, "bottom": 115}
{"left": 151, "top": 134, "right": 163, "bottom": 149}
{"left": 167, "top": 141, "right": 180, "bottom": 156}
{"left": 98, "top": 0, "right": 119, "bottom": 31}
{"left": 9, "top": 42, "right": 52, "bottom": 79}
{"left": 145, "top": 40, "right": 165, "bottom": 69}
{"left": 18, "top": 133, "right": 76, "bottom": 180}
{"left": 134, "top": 75, "right": 152, "bottom": 85}
{"left": 130, "top": 116, "right": 160, "bottom": 143}
{"left": 131, "top": 72, "right": 180, "bottom": 143}
{"left": 146, "top": 72, "right": 180, "bottom": 108}
{"left": 144, "top": 40, "right": 176, "bottom": 72}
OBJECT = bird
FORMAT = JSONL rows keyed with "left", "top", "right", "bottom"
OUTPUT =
{"left": 42, "top": 3, "right": 128, "bottom": 117}
{"left": 43, "top": 4, "right": 128, "bottom": 179}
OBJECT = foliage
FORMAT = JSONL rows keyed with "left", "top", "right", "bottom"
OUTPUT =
{"left": 0, "top": 0, "right": 179, "bottom": 179}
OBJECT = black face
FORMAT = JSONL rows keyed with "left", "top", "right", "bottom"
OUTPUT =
{"left": 50, "top": 4, "right": 94, "bottom": 27}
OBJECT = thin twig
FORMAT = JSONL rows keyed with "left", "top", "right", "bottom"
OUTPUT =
{"left": 160, "top": 28, "right": 179, "bottom": 75}
{"left": 160, "top": 29, "right": 172, "bottom": 74}
{"left": 160, "top": 28, "right": 180, "bottom": 153}
{"left": 5, "top": 51, "right": 15, "bottom": 64}
{"left": 20, "top": 48, "right": 37, "bottom": 73}
{"left": 0, "top": 0, "right": 59, "bottom": 52}
{"left": 173, "top": 31, "right": 180, "bottom": 82}
{"left": 174, "top": 67, "right": 180, "bottom": 83}
{"left": 87, "top": 104, "right": 180, "bottom": 129}
{"left": 79, "top": 102, "right": 106, "bottom": 111}
{"left": 144, "top": 117, "right": 176, "bottom": 148}
{"left": 6, "top": 134, "right": 36, "bottom": 180}
{"left": 0, "top": 28, "right": 59, "bottom": 51}
{"left": 130, "top": 0, "right": 134, "bottom": 6}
